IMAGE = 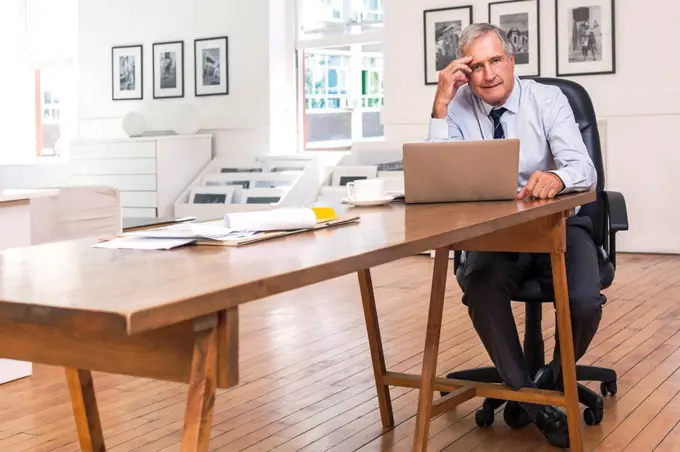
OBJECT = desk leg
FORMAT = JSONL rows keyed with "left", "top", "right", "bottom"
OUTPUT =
{"left": 551, "top": 251, "right": 584, "bottom": 452}
{"left": 181, "top": 315, "right": 218, "bottom": 452}
{"left": 413, "top": 247, "right": 449, "bottom": 452}
{"left": 65, "top": 368, "right": 105, "bottom": 452}
{"left": 358, "top": 269, "right": 394, "bottom": 428}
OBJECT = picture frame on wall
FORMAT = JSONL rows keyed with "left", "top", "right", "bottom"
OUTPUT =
{"left": 194, "top": 36, "right": 229, "bottom": 96}
{"left": 112, "top": 45, "right": 143, "bottom": 100}
{"left": 152, "top": 41, "right": 184, "bottom": 99}
{"left": 489, "top": 0, "right": 540, "bottom": 77}
{"left": 423, "top": 6, "right": 473, "bottom": 85}
{"left": 555, "top": 0, "right": 615, "bottom": 76}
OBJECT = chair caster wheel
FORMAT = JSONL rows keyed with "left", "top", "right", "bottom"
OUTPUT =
{"left": 601, "top": 381, "right": 617, "bottom": 396}
{"left": 475, "top": 401, "right": 495, "bottom": 427}
{"left": 584, "top": 407, "right": 603, "bottom": 425}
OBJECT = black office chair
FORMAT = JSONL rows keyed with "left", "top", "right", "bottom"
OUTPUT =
{"left": 443, "top": 77, "right": 629, "bottom": 428}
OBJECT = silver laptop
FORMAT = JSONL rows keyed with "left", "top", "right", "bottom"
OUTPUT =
{"left": 402, "top": 139, "right": 520, "bottom": 204}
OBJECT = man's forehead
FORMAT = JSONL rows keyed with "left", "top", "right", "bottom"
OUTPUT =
{"left": 463, "top": 35, "right": 505, "bottom": 60}
{"left": 469, "top": 53, "right": 505, "bottom": 66}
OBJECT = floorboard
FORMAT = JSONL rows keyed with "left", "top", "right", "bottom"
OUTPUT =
{"left": 1, "top": 253, "right": 679, "bottom": 451}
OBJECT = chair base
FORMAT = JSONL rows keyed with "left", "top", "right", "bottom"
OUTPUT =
{"left": 444, "top": 364, "right": 617, "bottom": 427}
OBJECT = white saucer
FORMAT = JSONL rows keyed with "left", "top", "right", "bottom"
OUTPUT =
{"left": 343, "top": 195, "right": 395, "bottom": 207}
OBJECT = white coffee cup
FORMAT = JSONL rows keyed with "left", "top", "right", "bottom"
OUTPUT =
{"left": 346, "top": 178, "right": 385, "bottom": 200}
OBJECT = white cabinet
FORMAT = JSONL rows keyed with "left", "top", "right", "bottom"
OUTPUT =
{"left": 69, "top": 135, "right": 213, "bottom": 218}
{"left": 0, "top": 189, "right": 60, "bottom": 384}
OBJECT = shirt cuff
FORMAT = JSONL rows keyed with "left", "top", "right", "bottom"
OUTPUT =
{"left": 428, "top": 118, "right": 449, "bottom": 140}
{"left": 549, "top": 169, "right": 572, "bottom": 194}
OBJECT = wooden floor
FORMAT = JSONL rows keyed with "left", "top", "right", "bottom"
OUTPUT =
{"left": 2, "top": 253, "right": 680, "bottom": 451}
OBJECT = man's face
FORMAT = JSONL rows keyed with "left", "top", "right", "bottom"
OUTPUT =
{"left": 463, "top": 32, "right": 515, "bottom": 106}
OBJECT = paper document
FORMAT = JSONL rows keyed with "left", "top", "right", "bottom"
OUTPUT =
{"left": 93, "top": 237, "right": 194, "bottom": 250}
{"left": 95, "top": 207, "right": 342, "bottom": 250}
{"left": 125, "top": 221, "right": 259, "bottom": 241}
{"left": 224, "top": 208, "right": 319, "bottom": 231}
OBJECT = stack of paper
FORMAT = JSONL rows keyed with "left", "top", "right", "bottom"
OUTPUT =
{"left": 93, "top": 207, "right": 340, "bottom": 250}
{"left": 94, "top": 237, "right": 195, "bottom": 250}
{"left": 127, "top": 222, "right": 260, "bottom": 241}
{"left": 93, "top": 220, "right": 260, "bottom": 250}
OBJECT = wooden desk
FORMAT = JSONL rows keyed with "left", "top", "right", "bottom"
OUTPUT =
{"left": 122, "top": 215, "right": 196, "bottom": 232}
{"left": 0, "top": 192, "right": 594, "bottom": 451}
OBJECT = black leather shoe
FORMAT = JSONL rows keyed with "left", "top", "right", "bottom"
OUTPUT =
{"left": 535, "top": 406, "right": 570, "bottom": 449}
{"left": 534, "top": 365, "right": 556, "bottom": 390}
{"left": 504, "top": 401, "right": 531, "bottom": 429}
{"left": 504, "top": 367, "right": 557, "bottom": 429}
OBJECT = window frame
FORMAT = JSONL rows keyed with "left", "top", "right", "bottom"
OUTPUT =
{"left": 26, "top": 0, "right": 77, "bottom": 158}
{"left": 294, "top": 0, "right": 385, "bottom": 152}
{"left": 33, "top": 63, "right": 74, "bottom": 157}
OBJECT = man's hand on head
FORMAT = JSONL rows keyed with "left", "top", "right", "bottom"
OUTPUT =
{"left": 431, "top": 56, "right": 473, "bottom": 118}
{"left": 517, "top": 171, "right": 565, "bottom": 200}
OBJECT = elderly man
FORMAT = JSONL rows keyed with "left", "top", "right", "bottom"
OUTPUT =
{"left": 428, "top": 23, "right": 603, "bottom": 448}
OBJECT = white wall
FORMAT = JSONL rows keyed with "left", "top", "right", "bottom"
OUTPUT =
{"left": 0, "top": 1, "right": 37, "bottom": 164}
{"left": 268, "top": 0, "right": 299, "bottom": 155}
{"left": 77, "top": 0, "right": 297, "bottom": 158}
{"left": 0, "top": 161, "right": 69, "bottom": 189}
{"left": 383, "top": 0, "right": 680, "bottom": 254}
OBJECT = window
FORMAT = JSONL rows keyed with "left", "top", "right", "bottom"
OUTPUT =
{"left": 296, "top": 0, "right": 384, "bottom": 151}
{"left": 35, "top": 66, "right": 76, "bottom": 157}
{"left": 27, "top": 0, "right": 77, "bottom": 157}
{"left": 298, "top": 0, "right": 383, "bottom": 38}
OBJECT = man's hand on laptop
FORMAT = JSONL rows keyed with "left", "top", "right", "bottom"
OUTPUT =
{"left": 431, "top": 56, "right": 473, "bottom": 119}
{"left": 517, "top": 171, "right": 565, "bottom": 200}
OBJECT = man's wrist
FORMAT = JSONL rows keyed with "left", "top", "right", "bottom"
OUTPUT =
{"left": 431, "top": 101, "right": 449, "bottom": 119}
{"left": 547, "top": 171, "right": 566, "bottom": 192}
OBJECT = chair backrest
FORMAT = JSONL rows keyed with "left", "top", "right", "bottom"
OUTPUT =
{"left": 532, "top": 77, "right": 606, "bottom": 248}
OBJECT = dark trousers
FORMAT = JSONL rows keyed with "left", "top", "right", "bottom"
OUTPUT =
{"left": 460, "top": 216, "right": 606, "bottom": 390}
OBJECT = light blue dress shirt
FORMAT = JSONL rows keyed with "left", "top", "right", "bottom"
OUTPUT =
{"left": 428, "top": 76, "right": 597, "bottom": 194}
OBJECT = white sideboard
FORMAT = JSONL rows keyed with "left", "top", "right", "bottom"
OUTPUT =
{"left": 69, "top": 134, "right": 213, "bottom": 218}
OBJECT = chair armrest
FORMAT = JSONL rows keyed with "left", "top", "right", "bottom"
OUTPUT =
{"left": 602, "top": 190, "right": 629, "bottom": 268}
{"left": 602, "top": 190, "right": 629, "bottom": 234}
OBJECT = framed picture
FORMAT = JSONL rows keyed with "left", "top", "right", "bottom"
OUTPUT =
{"left": 194, "top": 36, "right": 229, "bottom": 96}
{"left": 152, "top": 41, "right": 184, "bottom": 98}
{"left": 238, "top": 188, "right": 285, "bottom": 205}
{"left": 262, "top": 160, "right": 307, "bottom": 173}
{"left": 331, "top": 166, "right": 378, "bottom": 187}
{"left": 112, "top": 45, "right": 143, "bottom": 100}
{"left": 202, "top": 174, "right": 253, "bottom": 189}
{"left": 423, "top": 6, "right": 473, "bottom": 85}
{"left": 555, "top": 0, "right": 615, "bottom": 76}
{"left": 250, "top": 173, "right": 298, "bottom": 189}
{"left": 489, "top": 0, "right": 540, "bottom": 77}
{"left": 218, "top": 165, "right": 263, "bottom": 173}
{"left": 188, "top": 186, "right": 236, "bottom": 204}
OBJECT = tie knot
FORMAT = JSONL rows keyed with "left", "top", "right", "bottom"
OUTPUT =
{"left": 489, "top": 107, "right": 507, "bottom": 122}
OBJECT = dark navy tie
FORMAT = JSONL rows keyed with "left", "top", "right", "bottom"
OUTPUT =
{"left": 489, "top": 107, "right": 507, "bottom": 139}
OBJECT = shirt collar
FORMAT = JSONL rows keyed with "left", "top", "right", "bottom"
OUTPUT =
{"left": 480, "top": 76, "right": 520, "bottom": 116}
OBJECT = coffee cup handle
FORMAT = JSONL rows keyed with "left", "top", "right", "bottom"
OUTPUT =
{"left": 346, "top": 182, "right": 355, "bottom": 199}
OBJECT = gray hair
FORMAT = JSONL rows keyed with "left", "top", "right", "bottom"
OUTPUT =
{"left": 456, "top": 23, "right": 515, "bottom": 59}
